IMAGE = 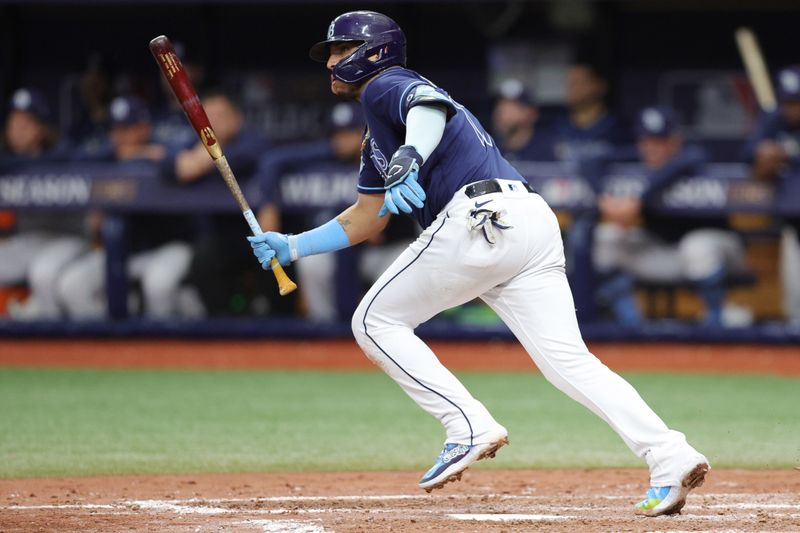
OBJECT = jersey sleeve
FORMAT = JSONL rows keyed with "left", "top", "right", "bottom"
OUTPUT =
{"left": 363, "top": 73, "right": 456, "bottom": 129}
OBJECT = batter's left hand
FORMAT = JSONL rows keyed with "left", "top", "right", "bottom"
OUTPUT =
{"left": 380, "top": 145, "right": 426, "bottom": 217}
{"left": 247, "top": 231, "right": 292, "bottom": 268}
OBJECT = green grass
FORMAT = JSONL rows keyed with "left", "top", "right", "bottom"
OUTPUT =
{"left": 1, "top": 368, "right": 798, "bottom": 478}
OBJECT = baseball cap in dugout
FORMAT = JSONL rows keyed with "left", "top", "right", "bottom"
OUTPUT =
{"left": 494, "top": 78, "right": 537, "bottom": 107}
{"left": 777, "top": 66, "right": 800, "bottom": 102}
{"left": 109, "top": 96, "right": 151, "bottom": 126}
{"left": 635, "top": 106, "right": 678, "bottom": 138}
{"left": 8, "top": 88, "right": 51, "bottom": 123}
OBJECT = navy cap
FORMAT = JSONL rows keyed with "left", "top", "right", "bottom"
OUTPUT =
{"left": 777, "top": 66, "right": 800, "bottom": 102}
{"left": 8, "top": 88, "right": 51, "bottom": 122}
{"left": 495, "top": 79, "right": 536, "bottom": 107}
{"left": 635, "top": 106, "right": 678, "bottom": 138}
{"left": 109, "top": 96, "right": 150, "bottom": 126}
{"left": 330, "top": 101, "right": 365, "bottom": 130}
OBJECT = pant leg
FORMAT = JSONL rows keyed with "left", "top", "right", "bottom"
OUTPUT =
{"left": 679, "top": 229, "right": 745, "bottom": 281}
{"left": 781, "top": 226, "right": 800, "bottom": 321}
{"left": 27, "top": 236, "right": 89, "bottom": 318}
{"left": 58, "top": 249, "right": 107, "bottom": 319}
{"left": 296, "top": 253, "right": 337, "bottom": 322}
{"left": 481, "top": 194, "right": 705, "bottom": 486}
{"left": 0, "top": 233, "right": 50, "bottom": 284}
{"left": 136, "top": 242, "right": 192, "bottom": 318}
{"left": 351, "top": 208, "right": 511, "bottom": 446}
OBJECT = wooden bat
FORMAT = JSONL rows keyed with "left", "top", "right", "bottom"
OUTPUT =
{"left": 149, "top": 35, "right": 296, "bottom": 296}
{"left": 735, "top": 27, "right": 777, "bottom": 112}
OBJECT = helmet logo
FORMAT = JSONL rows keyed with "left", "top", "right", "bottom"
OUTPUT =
{"left": 327, "top": 21, "right": 335, "bottom": 39}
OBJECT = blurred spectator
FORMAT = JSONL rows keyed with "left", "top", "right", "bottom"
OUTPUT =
{"left": 254, "top": 102, "right": 417, "bottom": 322}
{"left": 554, "top": 62, "right": 632, "bottom": 183}
{"left": 164, "top": 90, "right": 263, "bottom": 183}
{"left": 1, "top": 88, "right": 69, "bottom": 161}
{"left": 178, "top": 91, "right": 272, "bottom": 317}
{"left": 744, "top": 66, "right": 800, "bottom": 179}
{"left": 491, "top": 79, "right": 557, "bottom": 161}
{"left": 66, "top": 52, "right": 113, "bottom": 151}
{"left": 743, "top": 65, "right": 800, "bottom": 321}
{"left": 76, "top": 95, "right": 165, "bottom": 163}
{"left": 57, "top": 96, "right": 195, "bottom": 319}
{"left": 593, "top": 106, "right": 748, "bottom": 327}
{"left": 0, "top": 88, "right": 86, "bottom": 319}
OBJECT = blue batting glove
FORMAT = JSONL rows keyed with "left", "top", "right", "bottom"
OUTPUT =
{"left": 379, "top": 145, "right": 426, "bottom": 217}
{"left": 247, "top": 232, "right": 292, "bottom": 268}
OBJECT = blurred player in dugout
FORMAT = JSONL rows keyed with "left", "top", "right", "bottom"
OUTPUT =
{"left": 491, "top": 79, "right": 557, "bottom": 162}
{"left": 593, "top": 106, "right": 748, "bottom": 328}
{"left": 0, "top": 88, "right": 87, "bottom": 319}
{"left": 554, "top": 61, "right": 632, "bottom": 182}
{"left": 743, "top": 65, "right": 800, "bottom": 323}
{"left": 255, "top": 102, "right": 417, "bottom": 322}
{"left": 57, "top": 95, "right": 198, "bottom": 319}
{"left": 178, "top": 91, "right": 270, "bottom": 317}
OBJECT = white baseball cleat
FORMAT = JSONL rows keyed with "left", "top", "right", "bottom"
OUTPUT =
{"left": 418, "top": 434, "right": 509, "bottom": 493}
{"left": 634, "top": 461, "right": 710, "bottom": 516}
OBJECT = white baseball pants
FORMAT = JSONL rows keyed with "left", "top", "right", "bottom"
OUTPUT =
{"left": 351, "top": 181, "right": 706, "bottom": 486}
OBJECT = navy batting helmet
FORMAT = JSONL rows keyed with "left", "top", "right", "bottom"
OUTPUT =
{"left": 309, "top": 11, "right": 406, "bottom": 84}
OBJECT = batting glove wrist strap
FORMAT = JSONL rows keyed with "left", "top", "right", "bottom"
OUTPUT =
{"left": 384, "top": 145, "right": 423, "bottom": 188}
{"left": 287, "top": 235, "right": 301, "bottom": 262}
{"left": 379, "top": 145, "right": 427, "bottom": 217}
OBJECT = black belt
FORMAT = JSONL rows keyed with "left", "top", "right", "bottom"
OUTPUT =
{"left": 464, "top": 179, "right": 535, "bottom": 199}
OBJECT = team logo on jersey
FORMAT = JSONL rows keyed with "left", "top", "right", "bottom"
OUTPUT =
{"left": 369, "top": 137, "right": 389, "bottom": 178}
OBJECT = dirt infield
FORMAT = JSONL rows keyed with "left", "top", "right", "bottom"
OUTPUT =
{"left": 1, "top": 339, "right": 799, "bottom": 374}
{"left": 1, "top": 469, "right": 799, "bottom": 532}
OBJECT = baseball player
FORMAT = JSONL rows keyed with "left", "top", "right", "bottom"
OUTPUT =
{"left": 248, "top": 11, "right": 709, "bottom": 516}
{"left": 594, "top": 106, "right": 747, "bottom": 327}
{"left": 743, "top": 66, "right": 800, "bottom": 322}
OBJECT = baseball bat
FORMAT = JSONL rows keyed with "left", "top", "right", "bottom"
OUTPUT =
{"left": 148, "top": 35, "right": 296, "bottom": 296}
{"left": 735, "top": 27, "right": 777, "bottom": 112}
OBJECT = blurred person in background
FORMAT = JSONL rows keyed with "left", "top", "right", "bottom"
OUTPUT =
{"left": 491, "top": 79, "right": 557, "bottom": 162}
{"left": 255, "top": 102, "right": 417, "bottom": 322}
{"left": 554, "top": 61, "right": 631, "bottom": 183}
{"left": 0, "top": 88, "right": 86, "bottom": 319}
{"left": 593, "top": 106, "right": 748, "bottom": 328}
{"left": 66, "top": 52, "right": 113, "bottom": 153}
{"left": 58, "top": 96, "right": 195, "bottom": 319}
{"left": 743, "top": 65, "right": 800, "bottom": 322}
{"left": 177, "top": 91, "right": 271, "bottom": 317}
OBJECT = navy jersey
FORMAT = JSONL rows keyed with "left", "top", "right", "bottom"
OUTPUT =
{"left": 357, "top": 67, "right": 525, "bottom": 228}
{"left": 742, "top": 110, "right": 800, "bottom": 173}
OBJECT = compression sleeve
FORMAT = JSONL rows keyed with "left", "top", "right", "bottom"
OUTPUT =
{"left": 404, "top": 105, "right": 447, "bottom": 164}
{"left": 287, "top": 218, "right": 350, "bottom": 261}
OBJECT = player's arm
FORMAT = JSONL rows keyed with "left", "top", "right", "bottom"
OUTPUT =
{"left": 380, "top": 103, "right": 448, "bottom": 216}
{"left": 248, "top": 193, "right": 388, "bottom": 269}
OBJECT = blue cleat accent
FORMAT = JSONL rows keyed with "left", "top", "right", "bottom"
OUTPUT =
{"left": 634, "top": 462, "right": 709, "bottom": 516}
{"left": 418, "top": 435, "right": 508, "bottom": 492}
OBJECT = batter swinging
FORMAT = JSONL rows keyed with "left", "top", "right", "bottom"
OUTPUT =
{"left": 248, "top": 11, "right": 709, "bottom": 516}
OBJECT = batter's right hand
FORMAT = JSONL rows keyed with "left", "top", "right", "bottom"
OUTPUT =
{"left": 248, "top": 232, "right": 292, "bottom": 268}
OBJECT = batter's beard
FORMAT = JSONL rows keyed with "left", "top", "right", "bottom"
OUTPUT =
{"left": 331, "top": 78, "right": 364, "bottom": 99}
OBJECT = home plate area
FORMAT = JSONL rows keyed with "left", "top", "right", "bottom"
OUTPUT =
{"left": 1, "top": 469, "right": 798, "bottom": 532}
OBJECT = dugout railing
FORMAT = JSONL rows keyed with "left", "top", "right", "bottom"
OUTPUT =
{"left": 1, "top": 159, "right": 799, "bottom": 343}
